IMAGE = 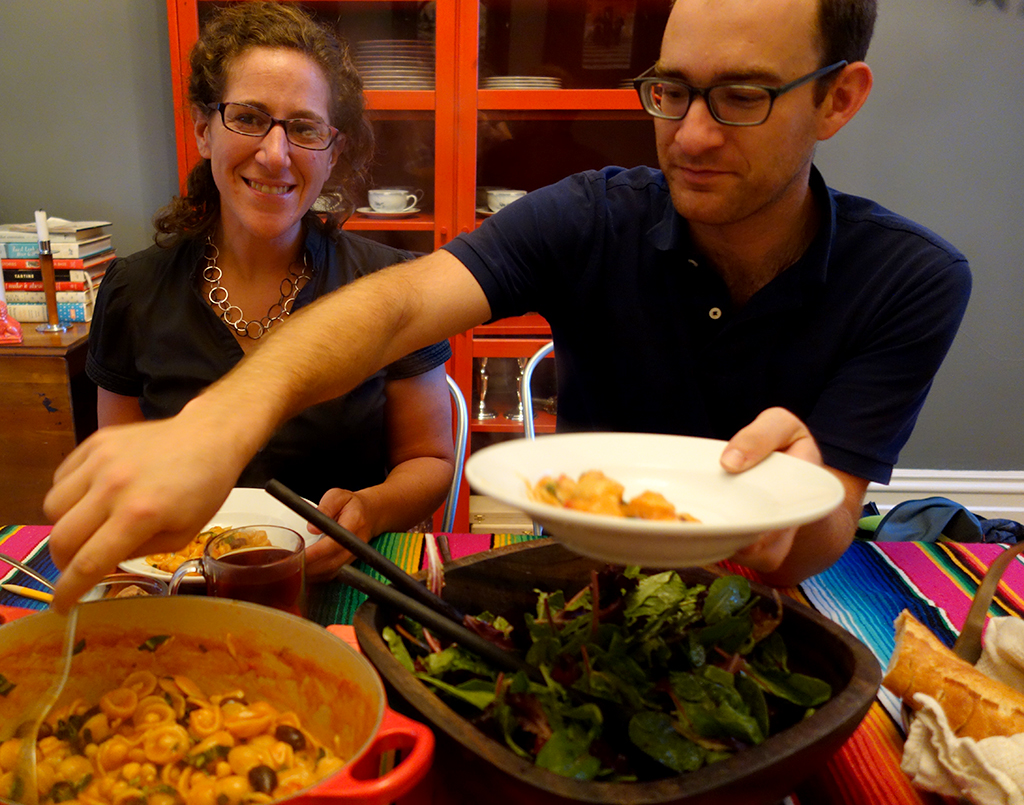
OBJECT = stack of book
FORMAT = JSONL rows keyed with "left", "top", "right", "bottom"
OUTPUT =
{"left": 0, "top": 219, "right": 114, "bottom": 323}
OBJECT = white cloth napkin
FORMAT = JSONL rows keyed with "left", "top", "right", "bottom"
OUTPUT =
{"left": 902, "top": 617, "right": 1024, "bottom": 804}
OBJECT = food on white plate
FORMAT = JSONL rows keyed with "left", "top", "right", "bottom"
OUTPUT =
{"left": 528, "top": 470, "right": 700, "bottom": 521}
{"left": 882, "top": 609, "right": 1024, "bottom": 740}
{"left": 144, "top": 525, "right": 271, "bottom": 574}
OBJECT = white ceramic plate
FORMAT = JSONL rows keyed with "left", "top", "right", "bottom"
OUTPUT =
{"left": 118, "top": 487, "right": 321, "bottom": 581}
{"left": 464, "top": 432, "right": 845, "bottom": 568}
{"left": 476, "top": 207, "right": 496, "bottom": 217}
{"left": 356, "top": 207, "right": 421, "bottom": 218}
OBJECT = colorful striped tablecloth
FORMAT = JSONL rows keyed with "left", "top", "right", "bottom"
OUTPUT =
{"left": 3, "top": 524, "right": 1019, "bottom": 804}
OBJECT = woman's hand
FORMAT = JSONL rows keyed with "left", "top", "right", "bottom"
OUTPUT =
{"left": 303, "top": 488, "right": 372, "bottom": 580}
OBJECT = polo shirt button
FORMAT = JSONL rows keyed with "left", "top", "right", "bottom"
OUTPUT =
{"left": 708, "top": 307, "right": 722, "bottom": 320}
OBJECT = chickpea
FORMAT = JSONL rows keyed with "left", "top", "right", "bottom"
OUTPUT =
{"left": 0, "top": 739, "right": 22, "bottom": 773}
{"left": 215, "top": 774, "right": 251, "bottom": 805}
{"left": 57, "top": 754, "right": 94, "bottom": 785}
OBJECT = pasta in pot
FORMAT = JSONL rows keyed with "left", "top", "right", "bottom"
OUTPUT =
{"left": 0, "top": 671, "right": 346, "bottom": 805}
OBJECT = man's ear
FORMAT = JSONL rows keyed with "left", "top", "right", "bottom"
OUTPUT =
{"left": 192, "top": 104, "right": 213, "bottom": 159}
{"left": 817, "top": 61, "right": 873, "bottom": 141}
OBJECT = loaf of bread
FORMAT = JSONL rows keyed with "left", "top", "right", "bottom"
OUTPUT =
{"left": 882, "top": 609, "right": 1024, "bottom": 740}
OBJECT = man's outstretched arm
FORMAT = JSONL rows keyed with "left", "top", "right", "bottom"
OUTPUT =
{"left": 45, "top": 250, "right": 490, "bottom": 611}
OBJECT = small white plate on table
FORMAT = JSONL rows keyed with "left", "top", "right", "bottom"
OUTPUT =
{"left": 118, "top": 487, "right": 321, "bottom": 581}
{"left": 356, "top": 207, "right": 421, "bottom": 219}
{"left": 476, "top": 207, "right": 496, "bottom": 217}
{"left": 464, "top": 432, "right": 845, "bottom": 568}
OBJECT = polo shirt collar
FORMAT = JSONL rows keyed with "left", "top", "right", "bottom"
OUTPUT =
{"left": 646, "top": 164, "right": 838, "bottom": 288}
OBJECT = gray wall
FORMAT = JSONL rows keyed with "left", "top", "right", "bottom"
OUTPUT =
{"left": 1, "top": 1, "right": 1021, "bottom": 471}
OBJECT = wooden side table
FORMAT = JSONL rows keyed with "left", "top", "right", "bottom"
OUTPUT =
{"left": 0, "top": 322, "right": 96, "bottom": 523}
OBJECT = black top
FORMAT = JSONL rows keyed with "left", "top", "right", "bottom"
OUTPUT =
{"left": 87, "top": 219, "right": 451, "bottom": 501}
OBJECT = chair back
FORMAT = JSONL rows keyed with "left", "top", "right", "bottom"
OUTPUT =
{"left": 521, "top": 341, "right": 554, "bottom": 441}
{"left": 442, "top": 374, "right": 469, "bottom": 533}
{"left": 519, "top": 341, "right": 554, "bottom": 536}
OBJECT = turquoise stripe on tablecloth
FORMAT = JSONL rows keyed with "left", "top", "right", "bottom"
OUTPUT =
{"left": 800, "top": 541, "right": 937, "bottom": 722}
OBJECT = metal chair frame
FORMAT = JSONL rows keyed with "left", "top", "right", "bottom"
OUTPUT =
{"left": 521, "top": 340, "right": 554, "bottom": 441}
{"left": 442, "top": 374, "right": 469, "bottom": 534}
{"left": 519, "top": 341, "right": 554, "bottom": 535}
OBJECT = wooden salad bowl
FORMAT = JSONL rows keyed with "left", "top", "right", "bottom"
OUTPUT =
{"left": 353, "top": 539, "right": 881, "bottom": 805}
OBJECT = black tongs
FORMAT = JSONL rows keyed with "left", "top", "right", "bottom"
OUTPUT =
{"left": 265, "top": 479, "right": 542, "bottom": 681}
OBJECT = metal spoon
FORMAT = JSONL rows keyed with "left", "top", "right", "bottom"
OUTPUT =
{"left": 11, "top": 606, "right": 78, "bottom": 805}
{"left": 0, "top": 553, "right": 55, "bottom": 591}
{"left": 953, "top": 540, "right": 1024, "bottom": 663}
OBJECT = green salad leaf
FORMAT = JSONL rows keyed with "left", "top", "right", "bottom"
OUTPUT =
{"left": 384, "top": 568, "right": 832, "bottom": 781}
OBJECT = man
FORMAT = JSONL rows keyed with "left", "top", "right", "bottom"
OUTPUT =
{"left": 44, "top": 0, "right": 970, "bottom": 611}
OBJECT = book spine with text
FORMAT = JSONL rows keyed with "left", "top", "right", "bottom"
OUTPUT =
{"left": 5, "top": 290, "right": 97, "bottom": 304}
{"left": 8, "top": 300, "right": 94, "bottom": 323}
{"left": 4, "top": 267, "right": 108, "bottom": 284}
{"left": 3, "top": 280, "right": 96, "bottom": 292}
{"left": 3, "top": 237, "right": 112, "bottom": 258}
{"left": 0, "top": 251, "right": 114, "bottom": 270}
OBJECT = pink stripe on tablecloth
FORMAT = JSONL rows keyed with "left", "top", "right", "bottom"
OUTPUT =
{"left": 445, "top": 533, "right": 494, "bottom": 561}
{"left": 877, "top": 542, "right": 1007, "bottom": 630}
{"left": 0, "top": 525, "right": 53, "bottom": 564}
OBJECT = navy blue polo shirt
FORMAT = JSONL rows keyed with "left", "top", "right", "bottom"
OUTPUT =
{"left": 443, "top": 165, "right": 970, "bottom": 483}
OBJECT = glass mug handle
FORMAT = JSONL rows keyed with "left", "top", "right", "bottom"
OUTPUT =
{"left": 169, "top": 559, "right": 205, "bottom": 594}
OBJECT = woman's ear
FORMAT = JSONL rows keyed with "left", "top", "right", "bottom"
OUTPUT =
{"left": 817, "top": 61, "right": 873, "bottom": 142}
{"left": 192, "top": 104, "right": 213, "bottom": 159}
{"left": 329, "top": 134, "right": 346, "bottom": 172}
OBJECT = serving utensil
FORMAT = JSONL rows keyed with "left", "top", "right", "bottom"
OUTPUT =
{"left": 0, "top": 553, "right": 55, "bottom": 590}
{"left": 953, "top": 540, "right": 1024, "bottom": 663}
{"left": 0, "top": 583, "right": 53, "bottom": 604}
{"left": 265, "top": 479, "right": 543, "bottom": 682}
{"left": 265, "top": 479, "right": 464, "bottom": 622}
{"left": 11, "top": 606, "right": 78, "bottom": 805}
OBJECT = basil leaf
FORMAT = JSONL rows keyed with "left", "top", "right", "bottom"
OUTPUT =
{"left": 383, "top": 626, "right": 415, "bottom": 673}
{"left": 417, "top": 675, "right": 496, "bottom": 710}
{"left": 703, "top": 576, "right": 751, "bottom": 624}
{"left": 535, "top": 727, "right": 602, "bottom": 780}
{"left": 628, "top": 710, "right": 705, "bottom": 773}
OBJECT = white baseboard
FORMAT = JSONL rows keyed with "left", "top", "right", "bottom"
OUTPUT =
{"left": 867, "top": 470, "right": 1024, "bottom": 521}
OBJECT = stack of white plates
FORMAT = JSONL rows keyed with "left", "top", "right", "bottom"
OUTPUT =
{"left": 355, "top": 39, "right": 435, "bottom": 90}
{"left": 481, "top": 75, "right": 562, "bottom": 89}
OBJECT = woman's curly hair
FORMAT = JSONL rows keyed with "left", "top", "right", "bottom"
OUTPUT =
{"left": 154, "top": 1, "right": 373, "bottom": 244}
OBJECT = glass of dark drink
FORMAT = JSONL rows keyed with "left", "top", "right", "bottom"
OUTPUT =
{"left": 168, "top": 525, "right": 306, "bottom": 616}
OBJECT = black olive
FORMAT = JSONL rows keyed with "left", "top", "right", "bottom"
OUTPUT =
{"left": 37, "top": 722, "right": 54, "bottom": 740}
{"left": 50, "top": 782, "right": 76, "bottom": 802}
{"left": 248, "top": 765, "right": 277, "bottom": 794}
{"left": 274, "top": 724, "right": 306, "bottom": 751}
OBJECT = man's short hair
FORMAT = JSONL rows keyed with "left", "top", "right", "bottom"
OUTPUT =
{"left": 818, "top": 0, "right": 877, "bottom": 65}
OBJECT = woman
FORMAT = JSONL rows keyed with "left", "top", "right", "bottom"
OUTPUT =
{"left": 85, "top": 2, "right": 455, "bottom": 579}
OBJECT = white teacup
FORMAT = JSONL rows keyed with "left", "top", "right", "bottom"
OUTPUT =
{"left": 486, "top": 188, "right": 527, "bottom": 212}
{"left": 368, "top": 187, "right": 423, "bottom": 213}
{"left": 476, "top": 185, "right": 506, "bottom": 208}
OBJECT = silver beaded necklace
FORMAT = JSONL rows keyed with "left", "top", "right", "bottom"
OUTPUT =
{"left": 202, "top": 237, "right": 312, "bottom": 340}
